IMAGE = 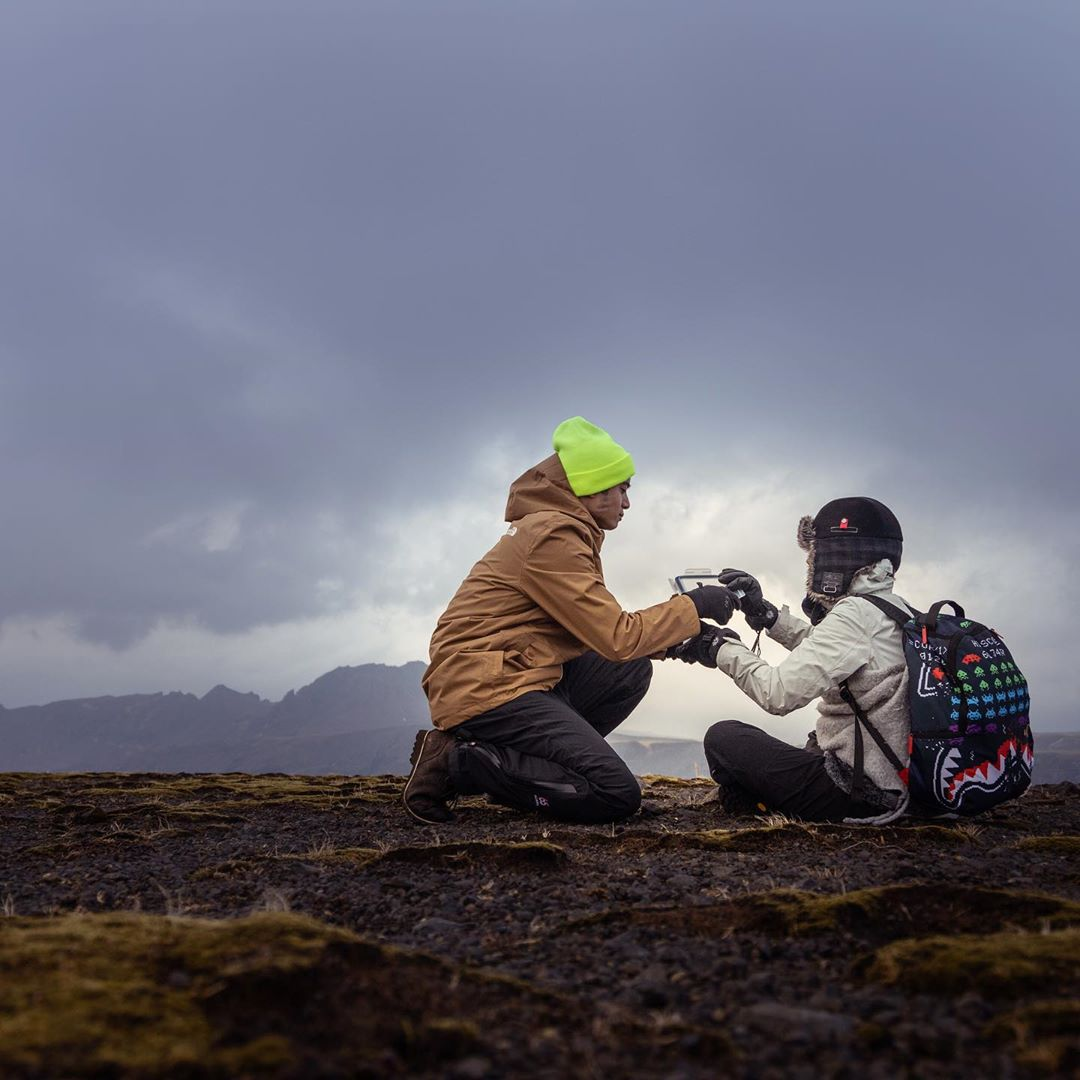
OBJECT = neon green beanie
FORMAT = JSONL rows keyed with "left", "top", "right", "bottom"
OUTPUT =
{"left": 552, "top": 416, "right": 635, "bottom": 497}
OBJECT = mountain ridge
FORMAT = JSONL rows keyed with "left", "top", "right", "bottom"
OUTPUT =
{"left": 2, "top": 662, "right": 1076, "bottom": 783}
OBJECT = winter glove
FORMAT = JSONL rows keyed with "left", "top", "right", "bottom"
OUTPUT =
{"left": 684, "top": 584, "right": 740, "bottom": 625}
{"left": 670, "top": 623, "right": 742, "bottom": 668}
{"left": 801, "top": 594, "right": 830, "bottom": 626}
{"left": 718, "top": 568, "right": 779, "bottom": 632}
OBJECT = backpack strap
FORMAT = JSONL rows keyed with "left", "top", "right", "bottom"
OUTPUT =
{"left": 925, "top": 600, "right": 965, "bottom": 634}
{"left": 853, "top": 593, "right": 918, "bottom": 626}
{"left": 838, "top": 679, "right": 908, "bottom": 797}
{"left": 837, "top": 595, "right": 913, "bottom": 796}
{"left": 856, "top": 595, "right": 974, "bottom": 734}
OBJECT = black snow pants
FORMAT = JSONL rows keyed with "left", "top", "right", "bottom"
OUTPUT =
{"left": 703, "top": 719, "right": 883, "bottom": 822}
{"left": 447, "top": 652, "right": 650, "bottom": 824}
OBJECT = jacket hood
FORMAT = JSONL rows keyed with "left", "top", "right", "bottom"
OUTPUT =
{"left": 504, "top": 454, "right": 603, "bottom": 544}
{"left": 848, "top": 560, "right": 898, "bottom": 596}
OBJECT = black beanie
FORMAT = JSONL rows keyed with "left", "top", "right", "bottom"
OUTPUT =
{"left": 797, "top": 497, "right": 903, "bottom": 599}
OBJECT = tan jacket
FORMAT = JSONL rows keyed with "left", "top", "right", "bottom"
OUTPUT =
{"left": 422, "top": 454, "right": 699, "bottom": 729}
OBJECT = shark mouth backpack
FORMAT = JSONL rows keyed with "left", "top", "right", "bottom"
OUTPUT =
{"left": 845, "top": 597, "right": 1034, "bottom": 816}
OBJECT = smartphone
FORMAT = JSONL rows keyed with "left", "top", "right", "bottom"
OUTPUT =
{"left": 670, "top": 568, "right": 745, "bottom": 600}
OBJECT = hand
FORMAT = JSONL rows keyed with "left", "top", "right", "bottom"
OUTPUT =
{"left": 717, "top": 568, "right": 761, "bottom": 600}
{"left": 666, "top": 620, "right": 714, "bottom": 661}
{"left": 671, "top": 623, "right": 742, "bottom": 668}
{"left": 685, "top": 584, "right": 740, "bottom": 625}
{"left": 718, "top": 568, "right": 778, "bottom": 632}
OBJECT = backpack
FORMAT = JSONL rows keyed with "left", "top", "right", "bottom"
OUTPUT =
{"left": 840, "top": 597, "right": 1034, "bottom": 817}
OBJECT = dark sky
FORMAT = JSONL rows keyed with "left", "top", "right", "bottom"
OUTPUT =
{"left": 1, "top": 2, "right": 1076, "bottom": 739}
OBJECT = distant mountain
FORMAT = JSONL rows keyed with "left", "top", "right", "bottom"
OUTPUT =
{"left": 1033, "top": 733, "right": 1080, "bottom": 784}
{"left": 253, "top": 663, "right": 429, "bottom": 739}
{"left": 609, "top": 734, "right": 709, "bottom": 779}
{"left": 1, "top": 667, "right": 1075, "bottom": 784}
{"left": 0, "top": 663, "right": 427, "bottom": 774}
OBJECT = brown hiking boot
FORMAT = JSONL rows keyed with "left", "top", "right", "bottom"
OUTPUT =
{"left": 403, "top": 728, "right": 458, "bottom": 824}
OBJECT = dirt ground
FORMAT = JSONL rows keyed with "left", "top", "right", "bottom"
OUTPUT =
{"left": 1, "top": 771, "right": 1078, "bottom": 1078}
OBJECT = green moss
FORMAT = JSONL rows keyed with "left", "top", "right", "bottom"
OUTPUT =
{"left": 0, "top": 909, "right": 726, "bottom": 1076}
{"left": 379, "top": 840, "right": 568, "bottom": 869}
{"left": 190, "top": 842, "right": 566, "bottom": 881}
{"left": 42, "top": 799, "right": 247, "bottom": 826}
{"left": 789, "top": 884, "right": 1080, "bottom": 937}
{"left": 0, "top": 773, "right": 47, "bottom": 798}
{"left": 578, "top": 884, "right": 1080, "bottom": 943}
{"left": 399, "top": 1017, "right": 483, "bottom": 1062}
{"left": 0, "top": 912, "right": 345, "bottom": 1073}
{"left": 592, "top": 824, "right": 813, "bottom": 857}
{"left": 191, "top": 847, "right": 383, "bottom": 880}
{"left": 18, "top": 774, "right": 408, "bottom": 835}
{"left": 638, "top": 775, "right": 714, "bottom": 788}
{"left": 59, "top": 775, "right": 360, "bottom": 801}
{"left": 665, "top": 825, "right": 802, "bottom": 852}
{"left": 26, "top": 773, "right": 393, "bottom": 813}
{"left": 866, "top": 930, "right": 1080, "bottom": 996}
{"left": 1014, "top": 835, "right": 1080, "bottom": 854}
{"left": 893, "top": 824, "right": 972, "bottom": 845}
{"left": 215, "top": 1035, "right": 295, "bottom": 1072}
{"left": 988, "top": 999, "right": 1080, "bottom": 1072}
{"left": 279, "top": 847, "right": 381, "bottom": 867}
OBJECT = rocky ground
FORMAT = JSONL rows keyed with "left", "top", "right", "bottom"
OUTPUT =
{"left": 1, "top": 771, "right": 1078, "bottom": 1078}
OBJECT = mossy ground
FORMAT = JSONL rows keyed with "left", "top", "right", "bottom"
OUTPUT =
{"left": 0, "top": 911, "right": 731, "bottom": 1078}
{"left": 570, "top": 883, "right": 1080, "bottom": 943}
{"left": 868, "top": 928, "right": 1080, "bottom": 996}
{"left": 0, "top": 912, "right": 333, "bottom": 1074}
{"left": 1014, "top": 834, "right": 1080, "bottom": 853}
{"left": 1, "top": 772, "right": 1077, "bottom": 1077}
{"left": 989, "top": 999, "right": 1080, "bottom": 1072}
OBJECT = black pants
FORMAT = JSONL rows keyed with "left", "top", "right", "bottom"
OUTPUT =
{"left": 703, "top": 720, "right": 882, "bottom": 822}
{"left": 448, "top": 652, "right": 650, "bottom": 824}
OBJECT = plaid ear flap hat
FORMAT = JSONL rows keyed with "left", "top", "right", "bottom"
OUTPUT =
{"left": 797, "top": 497, "right": 903, "bottom": 603}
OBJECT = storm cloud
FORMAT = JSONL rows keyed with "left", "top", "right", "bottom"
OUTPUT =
{"left": 1, "top": 2, "right": 1076, "bottom": 739}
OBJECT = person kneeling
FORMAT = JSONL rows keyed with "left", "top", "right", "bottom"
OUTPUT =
{"left": 676, "top": 497, "right": 914, "bottom": 824}
{"left": 404, "top": 417, "right": 739, "bottom": 825}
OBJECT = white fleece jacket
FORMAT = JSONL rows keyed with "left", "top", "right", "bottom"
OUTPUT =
{"left": 715, "top": 561, "right": 913, "bottom": 799}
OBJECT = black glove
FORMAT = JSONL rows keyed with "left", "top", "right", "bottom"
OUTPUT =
{"left": 684, "top": 584, "right": 739, "bottom": 625}
{"left": 718, "top": 568, "right": 779, "bottom": 632}
{"left": 801, "top": 594, "right": 829, "bottom": 626}
{"left": 670, "top": 623, "right": 742, "bottom": 668}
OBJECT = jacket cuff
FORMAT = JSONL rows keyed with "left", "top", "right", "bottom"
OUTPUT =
{"left": 674, "top": 593, "right": 701, "bottom": 637}
{"left": 767, "top": 604, "right": 806, "bottom": 650}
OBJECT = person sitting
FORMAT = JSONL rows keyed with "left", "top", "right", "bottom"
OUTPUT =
{"left": 675, "top": 497, "right": 915, "bottom": 824}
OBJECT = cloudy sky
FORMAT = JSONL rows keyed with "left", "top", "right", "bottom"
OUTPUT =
{"left": 2, "top": 1, "right": 1076, "bottom": 743}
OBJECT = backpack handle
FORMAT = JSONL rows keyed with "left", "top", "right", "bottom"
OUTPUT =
{"left": 925, "top": 600, "right": 965, "bottom": 633}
